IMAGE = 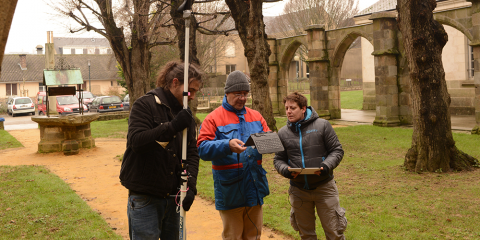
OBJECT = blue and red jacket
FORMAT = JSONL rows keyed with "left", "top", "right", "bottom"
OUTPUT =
{"left": 197, "top": 96, "right": 271, "bottom": 210}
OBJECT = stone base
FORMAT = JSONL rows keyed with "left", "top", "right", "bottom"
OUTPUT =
{"left": 62, "top": 140, "right": 79, "bottom": 155}
{"left": 38, "top": 141, "right": 62, "bottom": 153}
{"left": 472, "top": 125, "right": 480, "bottom": 135}
{"left": 373, "top": 117, "right": 401, "bottom": 127}
{"left": 317, "top": 110, "right": 331, "bottom": 120}
{"left": 32, "top": 113, "right": 99, "bottom": 155}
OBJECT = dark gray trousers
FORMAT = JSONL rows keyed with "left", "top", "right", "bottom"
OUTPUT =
{"left": 289, "top": 179, "right": 347, "bottom": 240}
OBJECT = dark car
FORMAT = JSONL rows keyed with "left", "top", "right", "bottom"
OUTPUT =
{"left": 89, "top": 96, "right": 124, "bottom": 113}
{"left": 122, "top": 94, "right": 130, "bottom": 111}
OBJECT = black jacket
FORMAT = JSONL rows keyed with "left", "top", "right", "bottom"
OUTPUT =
{"left": 274, "top": 107, "right": 344, "bottom": 190}
{"left": 119, "top": 87, "right": 199, "bottom": 198}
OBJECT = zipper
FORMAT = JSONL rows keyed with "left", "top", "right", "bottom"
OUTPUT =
{"left": 297, "top": 124, "right": 309, "bottom": 190}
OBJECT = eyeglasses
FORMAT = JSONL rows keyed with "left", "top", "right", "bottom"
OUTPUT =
{"left": 234, "top": 93, "right": 250, "bottom": 98}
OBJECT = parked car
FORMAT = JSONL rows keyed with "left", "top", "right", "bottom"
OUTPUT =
{"left": 37, "top": 94, "right": 88, "bottom": 115}
{"left": 7, "top": 97, "right": 35, "bottom": 117}
{"left": 123, "top": 94, "right": 130, "bottom": 111}
{"left": 76, "top": 91, "right": 96, "bottom": 109}
{"left": 89, "top": 96, "right": 124, "bottom": 113}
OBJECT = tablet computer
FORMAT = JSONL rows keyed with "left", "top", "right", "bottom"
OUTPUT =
{"left": 288, "top": 168, "right": 321, "bottom": 175}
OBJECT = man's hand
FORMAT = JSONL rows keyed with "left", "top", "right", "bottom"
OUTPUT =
{"left": 288, "top": 167, "right": 300, "bottom": 178}
{"left": 171, "top": 108, "right": 193, "bottom": 133}
{"left": 229, "top": 139, "right": 247, "bottom": 154}
{"left": 182, "top": 189, "right": 195, "bottom": 211}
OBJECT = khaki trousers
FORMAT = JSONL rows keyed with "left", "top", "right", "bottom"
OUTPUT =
{"left": 218, "top": 205, "right": 263, "bottom": 240}
{"left": 289, "top": 179, "right": 347, "bottom": 240}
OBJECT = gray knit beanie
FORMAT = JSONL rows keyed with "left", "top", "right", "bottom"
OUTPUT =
{"left": 224, "top": 70, "right": 250, "bottom": 93}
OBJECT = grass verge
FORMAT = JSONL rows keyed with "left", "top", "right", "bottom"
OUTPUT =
{"left": 90, "top": 118, "right": 128, "bottom": 138}
{"left": 0, "top": 130, "right": 23, "bottom": 150}
{"left": 198, "top": 125, "right": 480, "bottom": 239}
{"left": 0, "top": 165, "right": 122, "bottom": 239}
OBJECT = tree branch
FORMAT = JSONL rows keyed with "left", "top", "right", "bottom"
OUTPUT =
{"left": 194, "top": 0, "right": 222, "bottom": 3}
{"left": 149, "top": 40, "right": 176, "bottom": 48}
{"left": 193, "top": 11, "right": 231, "bottom": 16}
{"left": 197, "top": 26, "right": 235, "bottom": 35}
{"left": 79, "top": 0, "right": 102, "bottom": 18}
{"left": 197, "top": 16, "right": 217, "bottom": 25}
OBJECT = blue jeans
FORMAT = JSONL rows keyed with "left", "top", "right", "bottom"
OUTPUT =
{"left": 127, "top": 193, "right": 179, "bottom": 240}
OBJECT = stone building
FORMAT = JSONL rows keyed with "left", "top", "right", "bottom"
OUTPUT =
{"left": 357, "top": 0, "right": 476, "bottom": 115}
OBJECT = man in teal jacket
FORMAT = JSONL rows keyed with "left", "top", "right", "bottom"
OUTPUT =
{"left": 197, "top": 71, "right": 270, "bottom": 240}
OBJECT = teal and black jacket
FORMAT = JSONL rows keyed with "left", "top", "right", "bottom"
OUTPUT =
{"left": 274, "top": 107, "right": 344, "bottom": 190}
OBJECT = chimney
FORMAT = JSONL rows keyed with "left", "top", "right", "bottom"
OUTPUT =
{"left": 36, "top": 45, "right": 43, "bottom": 55}
{"left": 19, "top": 54, "right": 27, "bottom": 70}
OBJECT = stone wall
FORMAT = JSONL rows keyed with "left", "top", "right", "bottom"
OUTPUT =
{"left": 95, "top": 111, "right": 129, "bottom": 121}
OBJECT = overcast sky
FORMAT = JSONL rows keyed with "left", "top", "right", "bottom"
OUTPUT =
{"left": 5, "top": 0, "right": 379, "bottom": 54}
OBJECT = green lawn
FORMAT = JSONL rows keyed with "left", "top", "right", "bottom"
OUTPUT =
{"left": 0, "top": 165, "right": 122, "bottom": 239}
{"left": 340, "top": 90, "right": 363, "bottom": 110}
{"left": 90, "top": 118, "right": 128, "bottom": 138}
{"left": 198, "top": 125, "right": 480, "bottom": 239}
{"left": 0, "top": 130, "right": 23, "bottom": 150}
{"left": 303, "top": 90, "right": 363, "bottom": 110}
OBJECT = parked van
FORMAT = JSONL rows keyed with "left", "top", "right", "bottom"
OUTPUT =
{"left": 36, "top": 92, "right": 88, "bottom": 115}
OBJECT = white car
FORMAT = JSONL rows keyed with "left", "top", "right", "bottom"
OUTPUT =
{"left": 7, "top": 97, "right": 35, "bottom": 117}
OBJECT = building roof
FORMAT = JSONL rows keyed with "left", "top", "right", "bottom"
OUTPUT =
{"left": 0, "top": 54, "right": 120, "bottom": 83}
{"left": 357, "top": 0, "right": 396, "bottom": 16}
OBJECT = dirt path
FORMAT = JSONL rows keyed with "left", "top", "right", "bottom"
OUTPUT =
{"left": 0, "top": 129, "right": 290, "bottom": 240}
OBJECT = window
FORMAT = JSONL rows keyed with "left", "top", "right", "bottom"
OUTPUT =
{"left": 225, "top": 41, "right": 235, "bottom": 57}
{"left": 226, "top": 65, "right": 236, "bottom": 75}
{"left": 39, "top": 83, "right": 46, "bottom": 92}
{"left": 6, "top": 83, "right": 17, "bottom": 96}
{"left": 88, "top": 48, "right": 96, "bottom": 54}
{"left": 63, "top": 48, "right": 71, "bottom": 54}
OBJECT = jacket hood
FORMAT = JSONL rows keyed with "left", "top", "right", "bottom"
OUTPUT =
{"left": 222, "top": 95, "right": 246, "bottom": 115}
{"left": 287, "top": 106, "right": 319, "bottom": 132}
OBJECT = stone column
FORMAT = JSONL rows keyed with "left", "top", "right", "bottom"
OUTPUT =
{"left": 267, "top": 38, "right": 281, "bottom": 115}
{"left": 473, "top": 45, "right": 480, "bottom": 134}
{"left": 370, "top": 12, "right": 401, "bottom": 127}
{"left": 306, "top": 25, "right": 336, "bottom": 119}
{"left": 469, "top": 0, "right": 480, "bottom": 134}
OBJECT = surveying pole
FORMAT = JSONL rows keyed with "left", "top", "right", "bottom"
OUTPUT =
{"left": 178, "top": 1, "right": 193, "bottom": 239}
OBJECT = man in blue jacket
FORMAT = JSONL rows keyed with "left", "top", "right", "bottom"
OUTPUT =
{"left": 197, "top": 71, "right": 270, "bottom": 240}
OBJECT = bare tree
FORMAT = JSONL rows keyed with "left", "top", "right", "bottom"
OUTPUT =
{"left": 269, "top": 0, "right": 358, "bottom": 38}
{"left": 49, "top": 0, "right": 177, "bottom": 106}
{"left": 224, "top": 0, "right": 277, "bottom": 131}
{"left": 397, "top": 0, "right": 479, "bottom": 172}
{"left": 268, "top": 0, "right": 358, "bottom": 62}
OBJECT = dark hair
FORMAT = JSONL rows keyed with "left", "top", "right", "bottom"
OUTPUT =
{"left": 283, "top": 92, "right": 308, "bottom": 109}
{"left": 155, "top": 61, "right": 203, "bottom": 89}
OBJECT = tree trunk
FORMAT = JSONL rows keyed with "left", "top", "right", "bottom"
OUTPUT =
{"left": 397, "top": 0, "right": 478, "bottom": 172}
{"left": 97, "top": 0, "right": 151, "bottom": 108}
{"left": 0, "top": 0, "right": 18, "bottom": 79}
{"left": 171, "top": 0, "right": 201, "bottom": 125}
{"left": 225, "top": 0, "right": 277, "bottom": 131}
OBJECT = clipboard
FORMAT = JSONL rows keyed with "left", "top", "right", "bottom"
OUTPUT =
{"left": 244, "top": 132, "right": 284, "bottom": 154}
{"left": 288, "top": 168, "right": 321, "bottom": 175}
